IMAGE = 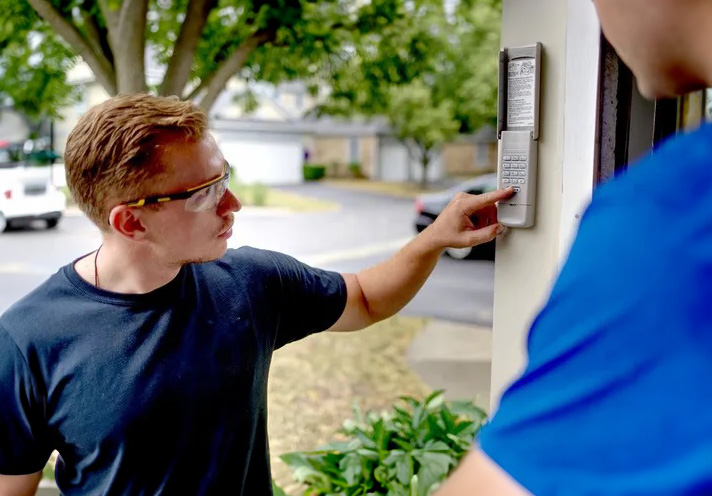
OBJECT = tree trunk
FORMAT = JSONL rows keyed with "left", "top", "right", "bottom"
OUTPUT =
{"left": 26, "top": 0, "right": 117, "bottom": 94}
{"left": 419, "top": 146, "right": 431, "bottom": 189}
{"left": 159, "top": 0, "right": 216, "bottom": 97}
{"left": 114, "top": 0, "right": 148, "bottom": 93}
{"left": 197, "top": 29, "right": 276, "bottom": 112}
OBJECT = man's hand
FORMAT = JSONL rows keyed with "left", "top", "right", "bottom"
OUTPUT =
{"left": 423, "top": 187, "right": 514, "bottom": 251}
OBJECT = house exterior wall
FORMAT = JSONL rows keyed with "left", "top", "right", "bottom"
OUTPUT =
{"left": 309, "top": 137, "right": 349, "bottom": 177}
{"left": 443, "top": 142, "right": 476, "bottom": 176}
{"left": 0, "top": 109, "right": 30, "bottom": 143}
{"left": 55, "top": 82, "right": 110, "bottom": 154}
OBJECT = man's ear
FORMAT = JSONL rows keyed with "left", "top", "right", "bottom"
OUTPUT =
{"left": 108, "top": 205, "right": 147, "bottom": 239}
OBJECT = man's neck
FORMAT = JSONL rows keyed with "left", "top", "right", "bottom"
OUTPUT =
{"left": 76, "top": 239, "right": 182, "bottom": 294}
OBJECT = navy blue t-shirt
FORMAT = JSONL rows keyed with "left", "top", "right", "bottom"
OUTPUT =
{"left": 0, "top": 247, "right": 346, "bottom": 495}
{"left": 479, "top": 123, "right": 712, "bottom": 494}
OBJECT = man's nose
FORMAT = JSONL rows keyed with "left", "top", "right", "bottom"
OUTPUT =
{"left": 218, "top": 188, "right": 241, "bottom": 215}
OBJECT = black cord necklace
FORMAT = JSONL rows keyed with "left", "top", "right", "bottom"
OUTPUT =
{"left": 94, "top": 245, "right": 102, "bottom": 288}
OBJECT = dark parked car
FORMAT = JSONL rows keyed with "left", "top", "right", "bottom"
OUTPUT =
{"left": 414, "top": 174, "right": 498, "bottom": 260}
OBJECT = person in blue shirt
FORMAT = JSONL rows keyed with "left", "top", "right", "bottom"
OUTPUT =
{"left": 438, "top": 0, "right": 712, "bottom": 494}
{"left": 0, "top": 94, "right": 511, "bottom": 495}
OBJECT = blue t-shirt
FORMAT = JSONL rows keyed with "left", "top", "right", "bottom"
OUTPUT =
{"left": 479, "top": 123, "right": 712, "bottom": 495}
{"left": 0, "top": 247, "right": 346, "bottom": 495}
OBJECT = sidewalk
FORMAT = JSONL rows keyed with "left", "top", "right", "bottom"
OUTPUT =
{"left": 322, "top": 178, "right": 460, "bottom": 199}
{"left": 407, "top": 319, "right": 492, "bottom": 411}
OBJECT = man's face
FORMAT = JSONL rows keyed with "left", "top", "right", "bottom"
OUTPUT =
{"left": 138, "top": 135, "right": 241, "bottom": 265}
{"left": 593, "top": 0, "right": 710, "bottom": 99}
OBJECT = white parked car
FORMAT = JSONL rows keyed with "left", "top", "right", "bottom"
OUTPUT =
{"left": 0, "top": 162, "right": 67, "bottom": 233}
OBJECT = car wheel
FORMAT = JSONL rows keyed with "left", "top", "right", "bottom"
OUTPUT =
{"left": 444, "top": 246, "right": 473, "bottom": 260}
{"left": 0, "top": 212, "right": 6, "bottom": 233}
{"left": 46, "top": 217, "right": 60, "bottom": 229}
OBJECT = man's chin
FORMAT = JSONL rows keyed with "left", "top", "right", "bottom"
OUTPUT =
{"left": 637, "top": 73, "right": 708, "bottom": 101}
{"left": 178, "top": 244, "right": 229, "bottom": 265}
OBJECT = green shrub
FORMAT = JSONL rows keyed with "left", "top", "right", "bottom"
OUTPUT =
{"left": 348, "top": 162, "right": 365, "bottom": 178}
{"left": 303, "top": 163, "right": 327, "bottom": 181}
{"left": 252, "top": 182, "right": 268, "bottom": 206}
{"left": 273, "top": 481, "right": 288, "bottom": 496}
{"left": 279, "top": 391, "right": 486, "bottom": 496}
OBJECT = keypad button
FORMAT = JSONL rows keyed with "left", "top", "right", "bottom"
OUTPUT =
{"left": 503, "top": 164, "right": 510, "bottom": 169}
{"left": 503, "top": 178, "right": 510, "bottom": 184}
{"left": 519, "top": 155, "right": 527, "bottom": 161}
{"left": 518, "top": 179, "right": 525, "bottom": 184}
{"left": 503, "top": 156, "right": 511, "bottom": 161}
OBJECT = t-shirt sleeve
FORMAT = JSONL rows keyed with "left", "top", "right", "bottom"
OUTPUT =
{"left": 477, "top": 176, "right": 712, "bottom": 494}
{"left": 265, "top": 250, "right": 347, "bottom": 349}
{"left": 0, "top": 325, "right": 52, "bottom": 475}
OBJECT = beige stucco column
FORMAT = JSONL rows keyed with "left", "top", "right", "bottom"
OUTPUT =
{"left": 490, "top": 0, "right": 601, "bottom": 408}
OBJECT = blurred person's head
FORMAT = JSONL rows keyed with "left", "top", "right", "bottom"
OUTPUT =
{"left": 64, "top": 93, "right": 241, "bottom": 265}
{"left": 593, "top": 0, "right": 712, "bottom": 99}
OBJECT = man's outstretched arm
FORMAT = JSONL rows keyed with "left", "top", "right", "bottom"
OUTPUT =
{"left": 436, "top": 449, "right": 530, "bottom": 496}
{"left": 328, "top": 188, "right": 513, "bottom": 333}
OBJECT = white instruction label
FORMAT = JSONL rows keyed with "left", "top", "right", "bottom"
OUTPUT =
{"left": 507, "top": 58, "right": 536, "bottom": 128}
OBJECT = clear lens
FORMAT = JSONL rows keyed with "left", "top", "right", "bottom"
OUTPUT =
{"left": 184, "top": 176, "right": 229, "bottom": 212}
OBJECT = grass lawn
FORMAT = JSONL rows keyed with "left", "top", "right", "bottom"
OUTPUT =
{"left": 230, "top": 179, "right": 337, "bottom": 212}
{"left": 322, "top": 178, "right": 445, "bottom": 199}
{"left": 268, "top": 315, "right": 430, "bottom": 494}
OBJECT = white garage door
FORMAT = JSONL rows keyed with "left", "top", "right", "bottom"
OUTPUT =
{"left": 378, "top": 141, "right": 410, "bottom": 182}
{"left": 218, "top": 135, "right": 304, "bottom": 185}
{"left": 378, "top": 139, "right": 443, "bottom": 183}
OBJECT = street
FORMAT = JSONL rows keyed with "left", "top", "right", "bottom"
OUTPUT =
{"left": 0, "top": 185, "right": 494, "bottom": 325}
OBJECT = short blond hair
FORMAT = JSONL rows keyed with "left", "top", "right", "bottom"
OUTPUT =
{"left": 64, "top": 93, "right": 208, "bottom": 227}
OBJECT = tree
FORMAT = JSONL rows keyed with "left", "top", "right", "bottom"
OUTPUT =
{"left": 314, "top": 0, "right": 502, "bottom": 186}
{"left": 0, "top": 1, "right": 78, "bottom": 120}
{"left": 388, "top": 82, "right": 460, "bottom": 188}
{"left": 0, "top": 0, "right": 404, "bottom": 118}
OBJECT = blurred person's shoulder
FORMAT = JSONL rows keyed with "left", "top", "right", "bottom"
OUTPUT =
{"left": 594, "top": 123, "right": 712, "bottom": 211}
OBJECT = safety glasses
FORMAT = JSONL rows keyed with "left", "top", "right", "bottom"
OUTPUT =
{"left": 120, "top": 162, "right": 231, "bottom": 213}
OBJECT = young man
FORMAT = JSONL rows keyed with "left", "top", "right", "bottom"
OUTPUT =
{"left": 437, "top": 0, "right": 712, "bottom": 495}
{"left": 0, "top": 94, "right": 511, "bottom": 495}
